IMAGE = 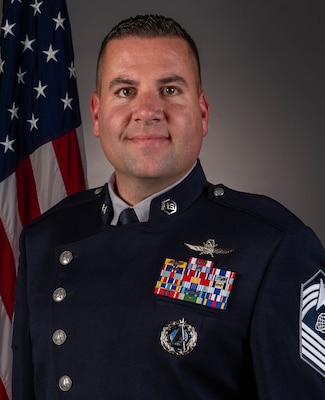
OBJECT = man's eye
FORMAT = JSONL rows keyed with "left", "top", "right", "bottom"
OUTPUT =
{"left": 118, "top": 88, "right": 134, "bottom": 97}
{"left": 163, "top": 86, "right": 179, "bottom": 96}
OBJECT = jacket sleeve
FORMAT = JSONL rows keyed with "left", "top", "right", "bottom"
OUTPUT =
{"left": 11, "top": 231, "right": 35, "bottom": 400}
{"left": 251, "top": 225, "right": 325, "bottom": 399}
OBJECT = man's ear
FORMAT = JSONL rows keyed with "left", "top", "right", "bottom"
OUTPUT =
{"left": 90, "top": 91, "right": 100, "bottom": 138}
{"left": 199, "top": 90, "right": 210, "bottom": 137}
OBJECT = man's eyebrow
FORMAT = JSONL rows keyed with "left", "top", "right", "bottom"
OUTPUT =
{"left": 158, "top": 75, "right": 188, "bottom": 87}
{"left": 109, "top": 77, "right": 137, "bottom": 89}
{"left": 108, "top": 75, "right": 188, "bottom": 90}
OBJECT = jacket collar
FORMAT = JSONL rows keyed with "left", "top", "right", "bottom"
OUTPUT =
{"left": 101, "top": 159, "right": 208, "bottom": 225}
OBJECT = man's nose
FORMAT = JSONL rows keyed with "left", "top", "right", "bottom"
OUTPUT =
{"left": 133, "top": 92, "right": 164, "bottom": 124}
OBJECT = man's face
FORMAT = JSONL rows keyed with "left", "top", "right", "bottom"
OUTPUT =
{"left": 91, "top": 36, "right": 209, "bottom": 193}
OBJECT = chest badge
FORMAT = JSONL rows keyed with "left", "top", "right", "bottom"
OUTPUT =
{"left": 185, "top": 238, "right": 233, "bottom": 258}
{"left": 160, "top": 318, "right": 197, "bottom": 356}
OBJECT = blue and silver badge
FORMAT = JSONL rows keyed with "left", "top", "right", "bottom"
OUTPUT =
{"left": 300, "top": 269, "right": 325, "bottom": 377}
{"left": 160, "top": 318, "right": 197, "bottom": 356}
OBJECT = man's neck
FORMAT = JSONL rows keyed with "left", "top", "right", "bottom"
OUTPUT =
{"left": 114, "top": 176, "right": 177, "bottom": 206}
{"left": 114, "top": 164, "right": 197, "bottom": 206}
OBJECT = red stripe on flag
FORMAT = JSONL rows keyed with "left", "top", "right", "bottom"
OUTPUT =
{"left": 0, "top": 219, "right": 16, "bottom": 320}
{"left": 52, "top": 130, "right": 86, "bottom": 195}
{"left": 16, "top": 158, "right": 41, "bottom": 227}
{"left": 0, "top": 377, "right": 9, "bottom": 400}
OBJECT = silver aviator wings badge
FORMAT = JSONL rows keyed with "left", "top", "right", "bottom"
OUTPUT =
{"left": 185, "top": 239, "right": 233, "bottom": 258}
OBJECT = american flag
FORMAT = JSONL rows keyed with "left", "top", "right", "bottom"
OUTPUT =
{"left": 0, "top": 1, "right": 87, "bottom": 398}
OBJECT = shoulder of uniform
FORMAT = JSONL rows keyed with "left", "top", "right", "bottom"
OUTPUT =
{"left": 207, "top": 183, "right": 304, "bottom": 231}
{"left": 25, "top": 185, "right": 106, "bottom": 228}
{"left": 51, "top": 185, "right": 105, "bottom": 210}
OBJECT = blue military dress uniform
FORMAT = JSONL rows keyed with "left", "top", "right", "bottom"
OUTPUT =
{"left": 12, "top": 160, "right": 325, "bottom": 399}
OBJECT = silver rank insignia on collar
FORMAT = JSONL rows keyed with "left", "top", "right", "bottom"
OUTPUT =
{"left": 161, "top": 198, "right": 177, "bottom": 215}
{"left": 160, "top": 318, "right": 197, "bottom": 356}
{"left": 184, "top": 238, "right": 233, "bottom": 258}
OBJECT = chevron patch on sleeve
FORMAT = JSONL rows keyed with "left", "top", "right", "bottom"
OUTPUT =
{"left": 300, "top": 269, "right": 325, "bottom": 377}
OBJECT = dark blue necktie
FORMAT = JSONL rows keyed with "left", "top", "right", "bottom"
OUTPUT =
{"left": 117, "top": 208, "right": 139, "bottom": 225}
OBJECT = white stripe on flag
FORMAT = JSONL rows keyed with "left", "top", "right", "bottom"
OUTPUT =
{"left": 0, "top": 174, "right": 22, "bottom": 269}
{"left": 0, "top": 298, "right": 13, "bottom": 399}
{"left": 76, "top": 125, "right": 87, "bottom": 179}
{"left": 30, "top": 142, "right": 67, "bottom": 214}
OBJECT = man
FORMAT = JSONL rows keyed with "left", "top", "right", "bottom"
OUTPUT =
{"left": 12, "top": 14, "right": 325, "bottom": 399}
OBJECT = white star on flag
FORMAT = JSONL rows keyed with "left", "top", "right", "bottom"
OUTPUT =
{"left": 8, "top": 102, "right": 19, "bottom": 120}
{"left": 61, "top": 92, "right": 73, "bottom": 110}
{"left": 0, "top": 135, "right": 15, "bottom": 153}
{"left": 0, "top": 56, "right": 4, "bottom": 73}
{"left": 30, "top": 0, "right": 43, "bottom": 16}
{"left": 43, "top": 44, "right": 59, "bottom": 62}
{"left": 68, "top": 61, "right": 76, "bottom": 78}
{"left": 1, "top": 19, "right": 16, "bottom": 37}
{"left": 53, "top": 12, "right": 66, "bottom": 30}
{"left": 27, "top": 113, "right": 39, "bottom": 131}
{"left": 21, "top": 35, "right": 35, "bottom": 52}
{"left": 16, "top": 67, "right": 27, "bottom": 83}
{"left": 33, "top": 80, "right": 48, "bottom": 99}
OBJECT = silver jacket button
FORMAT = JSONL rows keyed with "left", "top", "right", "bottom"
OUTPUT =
{"left": 59, "top": 250, "right": 73, "bottom": 265}
{"left": 213, "top": 187, "right": 225, "bottom": 197}
{"left": 52, "top": 287, "right": 67, "bottom": 302}
{"left": 59, "top": 375, "right": 73, "bottom": 391}
{"left": 52, "top": 329, "right": 67, "bottom": 346}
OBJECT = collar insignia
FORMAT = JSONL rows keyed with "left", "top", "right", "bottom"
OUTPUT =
{"left": 160, "top": 318, "right": 197, "bottom": 356}
{"left": 300, "top": 269, "right": 325, "bottom": 377}
{"left": 161, "top": 198, "right": 177, "bottom": 215}
{"left": 184, "top": 239, "right": 233, "bottom": 257}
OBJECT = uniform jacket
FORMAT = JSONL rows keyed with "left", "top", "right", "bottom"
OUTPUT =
{"left": 12, "top": 160, "right": 325, "bottom": 399}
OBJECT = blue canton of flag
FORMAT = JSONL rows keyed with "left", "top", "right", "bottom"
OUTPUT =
{"left": 0, "top": 0, "right": 81, "bottom": 180}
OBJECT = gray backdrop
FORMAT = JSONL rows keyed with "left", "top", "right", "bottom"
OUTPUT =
{"left": 2, "top": 1, "right": 325, "bottom": 245}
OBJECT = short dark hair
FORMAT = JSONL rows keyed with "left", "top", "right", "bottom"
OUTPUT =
{"left": 96, "top": 14, "right": 201, "bottom": 90}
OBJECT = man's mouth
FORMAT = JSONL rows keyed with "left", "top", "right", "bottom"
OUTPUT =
{"left": 126, "top": 133, "right": 170, "bottom": 147}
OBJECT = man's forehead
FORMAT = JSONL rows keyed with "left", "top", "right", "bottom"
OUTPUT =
{"left": 99, "top": 36, "right": 201, "bottom": 92}
{"left": 105, "top": 36, "right": 190, "bottom": 56}
{"left": 103, "top": 38, "right": 192, "bottom": 73}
